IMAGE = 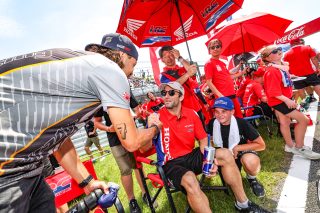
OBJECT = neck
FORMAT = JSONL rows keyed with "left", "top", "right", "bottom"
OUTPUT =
{"left": 211, "top": 55, "right": 219, "bottom": 60}
{"left": 165, "top": 64, "right": 177, "bottom": 69}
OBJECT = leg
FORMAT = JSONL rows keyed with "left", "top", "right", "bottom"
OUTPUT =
{"left": 121, "top": 174, "right": 135, "bottom": 200}
{"left": 274, "top": 110, "right": 294, "bottom": 147}
{"left": 180, "top": 171, "right": 211, "bottom": 213}
{"left": 84, "top": 138, "right": 93, "bottom": 159}
{"left": 134, "top": 169, "right": 146, "bottom": 195}
{"left": 285, "top": 110, "right": 309, "bottom": 148}
{"left": 92, "top": 137, "right": 104, "bottom": 156}
{"left": 313, "top": 85, "right": 320, "bottom": 98}
{"left": 215, "top": 148, "right": 248, "bottom": 202}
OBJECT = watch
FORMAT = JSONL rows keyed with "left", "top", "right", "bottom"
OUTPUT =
{"left": 78, "top": 174, "right": 93, "bottom": 188}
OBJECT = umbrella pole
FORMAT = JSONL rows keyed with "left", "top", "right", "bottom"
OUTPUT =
{"left": 174, "top": 0, "right": 201, "bottom": 80}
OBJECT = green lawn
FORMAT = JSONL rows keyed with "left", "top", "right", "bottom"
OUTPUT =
{"left": 82, "top": 122, "right": 291, "bottom": 212}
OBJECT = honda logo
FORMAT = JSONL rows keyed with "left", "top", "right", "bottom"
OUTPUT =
{"left": 124, "top": 18, "right": 145, "bottom": 40}
{"left": 174, "top": 16, "right": 198, "bottom": 41}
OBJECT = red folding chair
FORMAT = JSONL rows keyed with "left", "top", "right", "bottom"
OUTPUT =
{"left": 134, "top": 146, "right": 229, "bottom": 213}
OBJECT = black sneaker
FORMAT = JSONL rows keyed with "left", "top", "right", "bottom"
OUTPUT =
{"left": 142, "top": 193, "right": 158, "bottom": 208}
{"left": 129, "top": 199, "right": 141, "bottom": 213}
{"left": 235, "top": 201, "right": 270, "bottom": 213}
{"left": 247, "top": 178, "right": 265, "bottom": 197}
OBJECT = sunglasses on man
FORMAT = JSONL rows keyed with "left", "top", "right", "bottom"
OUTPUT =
{"left": 267, "top": 47, "right": 282, "bottom": 56}
{"left": 160, "top": 90, "right": 180, "bottom": 97}
{"left": 209, "top": 45, "right": 221, "bottom": 50}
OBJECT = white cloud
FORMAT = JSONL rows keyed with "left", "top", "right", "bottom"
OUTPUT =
{"left": 0, "top": 16, "right": 24, "bottom": 38}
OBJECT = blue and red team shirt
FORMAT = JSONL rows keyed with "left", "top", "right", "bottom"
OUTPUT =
{"left": 283, "top": 45, "right": 317, "bottom": 76}
{"left": 264, "top": 66, "right": 293, "bottom": 107}
{"left": 242, "top": 81, "right": 266, "bottom": 116}
{"left": 153, "top": 106, "right": 207, "bottom": 165}
{"left": 204, "top": 58, "right": 236, "bottom": 97}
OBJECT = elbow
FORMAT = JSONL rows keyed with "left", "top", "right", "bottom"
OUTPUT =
{"left": 121, "top": 140, "right": 140, "bottom": 152}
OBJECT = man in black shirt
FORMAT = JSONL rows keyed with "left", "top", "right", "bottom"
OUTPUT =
{"left": 84, "top": 120, "right": 104, "bottom": 159}
{"left": 209, "top": 97, "right": 266, "bottom": 198}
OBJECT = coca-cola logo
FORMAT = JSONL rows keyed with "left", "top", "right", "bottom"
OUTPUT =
{"left": 276, "top": 26, "right": 305, "bottom": 44}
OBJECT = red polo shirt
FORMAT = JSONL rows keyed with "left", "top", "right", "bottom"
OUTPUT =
{"left": 243, "top": 81, "right": 266, "bottom": 116}
{"left": 264, "top": 67, "right": 293, "bottom": 107}
{"left": 158, "top": 106, "right": 207, "bottom": 163}
{"left": 161, "top": 66, "right": 202, "bottom": 112}
{"left": 204, "top": 58, "right": 235, "bottom": 97}
{"left": 283, "top": 45, "right": 317, "bottom": 76}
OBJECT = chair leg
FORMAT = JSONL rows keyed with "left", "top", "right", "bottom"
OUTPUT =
{"left": 138, "top": 168, "right": 156, "bottom": 213}
{"left": 158, "top": 166, "right": 177, "bottom": 213}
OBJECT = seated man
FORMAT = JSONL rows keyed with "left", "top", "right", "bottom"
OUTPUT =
{"left": 209, "top": 97, "right": 266, "bottom": 198}
{"left": 147, "top": 82, "right": 268, "bottom": 213}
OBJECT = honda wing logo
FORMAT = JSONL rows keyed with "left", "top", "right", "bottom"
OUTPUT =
{"left": 124, "top": 18, "right": 145, "bottom": 40}
{"left": 174, "top": 16, "right": 198, "bottom": 41}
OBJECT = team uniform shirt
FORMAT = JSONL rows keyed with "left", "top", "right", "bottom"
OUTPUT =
{"left": 204, "top": 58, "right": 236, "bottom": 98}
{"left": 0, "top": 49, "right": 130, "bottom": 182}
{"left": 153, "top": 106, "right": 207, "bottom": 165}
{"left": 242, "top": 81, "right": 266, "bottom": 116}
{"left": 147, "top": 97, "right": 164, "bottom": 113}
{"left": 236, "top": 76, "right": 252, "bottom": 100}
{"left": 264, "top": 66, "right": 293, "bottom": 107}
{"left": 160, "top": 66, "right": 202, "bottom": 112}
{"left": 84, "top": 120, "right": 98, "bottom": 138}
{"left": 283, "top": 45, "right": 317, "bottom": 76}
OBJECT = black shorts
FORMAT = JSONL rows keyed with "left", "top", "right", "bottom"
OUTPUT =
{"left": 236, "top": 150, "right": 259, "bottom": 170}
{"left": 162, "top": 148, "right": 203, "bottom": 192}
{"left": 293, "top": 73, "right": 320, "bottom": 89}
{"left": 272, "top": 102, "right": 295, "bottom": 115}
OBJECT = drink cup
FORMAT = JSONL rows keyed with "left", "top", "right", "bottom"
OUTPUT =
{"left": 202, "top": 146, "right": 215, "bottom": 176}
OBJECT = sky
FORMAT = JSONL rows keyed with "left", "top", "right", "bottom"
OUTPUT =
{"left": 0, "top": 0, "right": 319, "bottom": 67}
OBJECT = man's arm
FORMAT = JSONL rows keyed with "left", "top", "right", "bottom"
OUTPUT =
{"left": 198, "top": 137, "right": 208, "bottom": 154}
{"left": 311, "top": 56, "right": 320, "bottom": 74}
{"left": 53, "top": 138, "right": 109, "bottom": 194}
{"left": 108, "top": 107, "right": 161, "bottom": 152}
{"left": 94, "top": 116, "right": 113, "bottom": 132}
{"left": 206, "top": 79, "right": 223, "bottom": 97}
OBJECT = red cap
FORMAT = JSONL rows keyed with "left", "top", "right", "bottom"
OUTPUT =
{"left": 253, "top": 68, "right": 265, "bottom": 77}
{"left": 290, "top": 38, "right": 302, "bottom": 45}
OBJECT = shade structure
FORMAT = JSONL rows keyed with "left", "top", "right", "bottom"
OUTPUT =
{"left": 117, "top": 0, "right": 243, "bottom": 48}
{"left": 206, "top": 12, "right": 293, "bottom": 56}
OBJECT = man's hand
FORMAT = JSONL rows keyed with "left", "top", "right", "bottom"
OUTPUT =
{"left": 284, "top": 99, "right": 297, "bottom": 109}
{"left": 205, "top": 158, "right": 218, "bottom": 178}
{"left": 84, "top": 179, "right": 110, "bottom": 195}
{"left": 148, "top": 113, "right": 163, "bottom": 129}
{"left": 170, "top": 49, "right": 181, "bottom": 59}
{"left": 186, "top": 64, "right": 197, "bottom": 77}
{"left": 232, "top": 145, "right": 241, "bottom": 159}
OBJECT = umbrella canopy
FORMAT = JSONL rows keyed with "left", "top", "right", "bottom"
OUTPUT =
{"left": 117, "top": 0, "right": 243, "bottom": 48}
{"left": 206, "top": 12, "right": 293, "bottom": 56}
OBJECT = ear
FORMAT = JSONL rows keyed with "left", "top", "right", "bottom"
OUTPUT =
{"left": 179, "top": 93, "right": 184, "bottom": 101}
{"left": 231, "top": 109, "right": 235, "bottom": 115}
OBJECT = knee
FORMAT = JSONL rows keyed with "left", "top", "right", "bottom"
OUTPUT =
{"left": 181, "top": 172, "right": 201, "bottom": 194}
{"left": 216, "top": 148, "right": 234, "bottom": 164}
{"left": 299, "top": 115, "right": 309, "bottom": 126}
{"left": 242, "top": 156, "right": 260, "bottom": 174}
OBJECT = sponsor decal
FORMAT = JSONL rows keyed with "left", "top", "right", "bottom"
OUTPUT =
{"left": 205, "top": 0, "right": 234, "bottom": 31}
{"left": 215, "top": 99, "right": 227, "bottom": 105}
{"left": 174, "top": 16, "right": 198, "bottom": 41}
{"left": 163, "top": 127, "right": 173, "bottom": 161}
{"left": 122, "top": 91, "right": 130, "bottom": 102}
{"left": 149, "top": 25, "right": 167, "bottom": 34}
{"left": 201, "top": 1, "right": 219, "bottom": 18}
{"left": 142, "top": 36, "right": 171, "bottom": 46}
{"left": 124, "top": 18, "right": 145, "bottom": 40}
{"left": 216, "top": 65, "right": 222, "bottom": 71}
{"left": 0, "top": 50, "right": 53, "bottom": 66}
{"left": 48, "top": 175, "right": 72, "bottom": 196}
{"left": 276, "top": 26, "right": 305, "bottom": 44}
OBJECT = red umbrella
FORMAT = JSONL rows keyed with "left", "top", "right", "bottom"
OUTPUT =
{"left": 206, "top": 12, "right": 293, "bottom": 56}
{"left": 117, "top": 0, "right": 243, "bottom": 61}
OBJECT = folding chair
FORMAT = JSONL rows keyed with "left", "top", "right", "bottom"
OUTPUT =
{"left": 134, "top": 147, "right": 229, "bottom": 213}
{"left": 241, "top": 105, "right": 273, "bottom": 137}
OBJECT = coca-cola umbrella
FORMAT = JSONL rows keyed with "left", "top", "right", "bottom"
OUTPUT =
{"left": 117, "top": 0, "right": 243, "bottom": 62}
{"left": 206, "top": 12, "right": 293, "bottom": 56}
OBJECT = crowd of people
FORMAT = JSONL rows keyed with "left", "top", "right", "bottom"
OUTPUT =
{"left": 0, "top": 31, "right": 319, "bottom": 213}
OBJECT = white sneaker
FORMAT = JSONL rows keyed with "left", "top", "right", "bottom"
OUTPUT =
{"left": 284, "top": 144, "right": 296, "bottom": 153}
{"left": 294, "top": 146, "right": 320, "bottom": 160}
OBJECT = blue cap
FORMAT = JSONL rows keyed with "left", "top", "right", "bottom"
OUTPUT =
{"left": 213, "top": 97, "right": 234, "bottom": 110}
{"left": 86, "top": 33, "right": 139, "bottom": 60}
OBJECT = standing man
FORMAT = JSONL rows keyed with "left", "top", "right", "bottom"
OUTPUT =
{"left": 0, "top": 33, "right": 161, "bottom": 212}
{"left": 205, "top": 39, "right": 244, "bottom": 118}
{"left": 148, "top": 82, "right": 268, "bottom": 213}
{"left": 84, "top": 119, "right": 104, "bottom": 159}
{"left": 158, "top": 45, "right": 208, "bottom": 127}
{"left": 283, "top": 38, "right": 320, "bottom": 102}
{"left": 210, "top": 97, "right": 266, "bottom": 197}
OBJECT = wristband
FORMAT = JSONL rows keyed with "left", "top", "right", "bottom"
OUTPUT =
{"left": 78, "top": 174, "right": 93, "bottom": 188}
{"left": 149, "top": 124, "right": 160, "bottom": 135}
{"left": 178, "top": 56, "right": 184, "bottom": 63}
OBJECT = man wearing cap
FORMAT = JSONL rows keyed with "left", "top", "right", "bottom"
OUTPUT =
{"left": 209, "top": 97, "right": 266, "bottom": 198}
{"left": 242, "top": 69, "right": 274, "bottom": 118}
{"left": 0, "top": 33, "right": 162, "bottom": 212}
{"left": 158, "top": 45, "right": 208, "bottom": 128}
{"left": 147, "top": 82, "right": 268, "bottom": 213}
{"left": 283, "top": 38, "right": 320, "bottom": 102}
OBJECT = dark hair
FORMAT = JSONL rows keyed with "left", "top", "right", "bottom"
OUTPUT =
{"left": 86, "top": 44, "right": 124, "bottom": 69}
{"left": 158, "top": 45, "right": 174, "bottom": 58}
{"left": 146, "top": 92, "right": 154, "bottom": 99}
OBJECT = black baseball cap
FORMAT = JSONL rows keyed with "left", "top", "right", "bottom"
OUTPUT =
{"left": 86, "top": 33, "right": 139, "bottom": 60}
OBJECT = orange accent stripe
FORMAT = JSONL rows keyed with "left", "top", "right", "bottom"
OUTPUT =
{"left": 0, "top": 101, "right": 100, "bottom": 176}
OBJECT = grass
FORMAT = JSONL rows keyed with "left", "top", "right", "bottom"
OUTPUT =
{"left": 76, "top": 121, "right": 291, "bottom": 212}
